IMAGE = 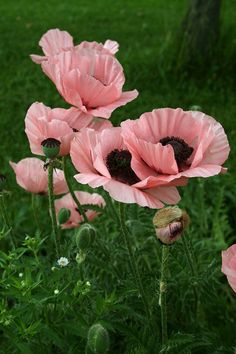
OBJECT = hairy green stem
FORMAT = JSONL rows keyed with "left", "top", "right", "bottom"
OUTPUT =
{"left": 159, "top": 244, "right": 169, "bottom": 345}
{"left": 48, "top": 162, "right": 59, "bottom": 257}
{"left": 62, "top": 156, "right": 88, "bottom": 223}
{"left": 118, "top": 203, "right": 151, "bottom": 320}
{"left": 0, "top": 193, "right": 15, "bottom": 249}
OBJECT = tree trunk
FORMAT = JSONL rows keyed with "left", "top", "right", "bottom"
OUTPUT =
{"left": 176, "top": 0, "right": 222, "bottom": 69}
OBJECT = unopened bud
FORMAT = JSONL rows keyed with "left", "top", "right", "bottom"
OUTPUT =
{"left": 153, "top": 206, "right": 190, "bottom": 245}
{"left": 75, "top": 224, "right": 96, "bottom": 251}
{"left": 58, "top": 208, "right": 71, "bottom": 225}
{"left": 0, "top": 174, "right": 6, "bottom": 190}
{"left": 87, "top": 323, "right": 109, "bottom": 354}
{"left": 41, "top": 138, "right": 61, "bottom": 159}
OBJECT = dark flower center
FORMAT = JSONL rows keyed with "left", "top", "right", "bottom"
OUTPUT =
{"left": 41, "top": 137, "right": 61, "bottom": 148}
{"left": 72, "top": 128, "right": 79, "bottom": 132}
{"left": 160, "top": 136, "right": 193, "bottom": 169}
{"left": 106, "top": 149, "right": 140, "bottom": 185}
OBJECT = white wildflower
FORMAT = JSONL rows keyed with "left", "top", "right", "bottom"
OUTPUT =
{"left": 54, "top": 289, "right": 59, "bottom": 295}
{"left": 57, "top": 257, "right": 69, "bottom": 267}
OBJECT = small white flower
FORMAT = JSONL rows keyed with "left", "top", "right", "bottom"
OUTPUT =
{"left": 54, "top": 289, "right": 59, "bottom": 295}
{"left": 57, "top": 257, "right": 69, "bottom": 267}
{"left": 86, "top": 281, "right": 91, "bottom": 287}
{"left": 18, "top": 273, "right": 23, "bottom": 278}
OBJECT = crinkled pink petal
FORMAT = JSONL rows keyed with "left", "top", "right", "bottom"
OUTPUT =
{"left": 50, "top": 106, "right": 93, "bottom": 131}
{"left": 88, "top": 118, "right": 113, "bottom": 131}
{"left": 90, "top": 90, "right": 138, "bottom": 118}
{"left": 145, "top": 186, "right": 181, "bottom": 205}
{"left": 30, "top": 54, "right": 47, "bottom": 64}
{"left": 53, "top": 169, "right": 69, "bottom": 195}
{"left": 74, "top": 173, "right": 109, "bottom": 188}
{"left": 104, "top": 40, "right": 119, "bottom": 54}
{"left": 103, "top": 179, "right": 164, "bottom": 209}
{"left": 70, "top": 129, "right": 98, "bottom": 173}
{"left": 39, "top": 28, "right": 73, "bottom": 56}
{"left": 62, "top": 69, "right": 120, "bottom": 109}
{"left": 10, "top": 158, "right": 47, "bottom": 193}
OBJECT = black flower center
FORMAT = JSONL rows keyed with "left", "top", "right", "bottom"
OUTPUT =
{"left": 41, "top": 138, "right": 61, "bottom": 148}
{"left": 160, "top": 136, "right": 193, "bottom": 169}
{"left": 106, "top": 149, "right": 140, "bottom": 185}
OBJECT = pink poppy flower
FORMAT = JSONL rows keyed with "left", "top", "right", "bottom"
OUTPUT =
{"left": 30, "top": 28, "right": 119, "bottom": 64}
{"left": 121, "top": 108, "right": 230, "bottom": 186}
{"left": 222, "top": 244, "right": 236, "bottom": 292}
{"left": 70, "top": 127, "right": 181, "bottom": 209}
{"left": 10, "top": 158, "right": 68, "bottom": 195}
{"left": 25, "top": 102, "right": 84, "bottom": 156}
{"left": 55, "top": 191, "right": 105, "bottom": 228}
{"left": 34, "top": 42, "right": 137, "bottom": 119}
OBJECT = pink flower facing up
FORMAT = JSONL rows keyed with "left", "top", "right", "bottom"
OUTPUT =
{"left": 70, "top": 127, "right": 181, "bottom": 209}
{"left": 222, "top": 245, "right": 236, "bottom": 292}
{"left": 30, "top": 28, "right": 119, "bottom": 64}
{"left": 55, "top": 191, "right": 105, "bottom": 228}
{"left": 121, "top": 108, "right": 230, "bottom": 186}
{"left": 10, "top": 158, "right": 68, "bottom": 194}
{"left": 31, "top": 32, "right": 138, "bottom": 119}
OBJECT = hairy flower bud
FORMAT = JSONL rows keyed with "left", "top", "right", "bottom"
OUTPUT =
{"left": 75, "top": 224, "right": 96, "bottom": 251}
{"left": 87, "top": 323, "right": 109, "bottom": 354}
{"left": 153, "top": 206, "right": 190, "bottom": 245}
{"left": 41, "top": 138, "right": 61, "bottom": 159}
{"left": 58, "top": 208, "right": 71, "bottom": 225}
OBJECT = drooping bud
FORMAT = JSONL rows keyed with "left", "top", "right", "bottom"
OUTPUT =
{"left": 41, "top": 138, "right": 61, "bottom": 159}
{"left": 75, "top": 224, "right": 96, "bottom": 251}
{"left": 87, "top": 323, "right": 110, "bottom": 354}
{"left": 153, "top": 206, "right": 190, "bottom": 245}
{"left": 0, "top": 174, "right": 6, "bottom": 191}
{"left": 58, "top": 208, "right": 71, "bottom": 225}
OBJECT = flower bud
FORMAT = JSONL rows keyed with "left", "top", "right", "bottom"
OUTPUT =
{"left": 75, "top": 224, "right": 96, "bottom": 251}
{"left": 58, "top": 208, "right": 71, "bottom": 225}
{"left": 87, "top": 323, "right": 109, "bottom": 354}
{"left": 0, "top": 174, "right": 6, "bottom": 191}
{"left": 153, "top": 206, "right": 189, "bottom": 245}
{"left": 41, "top": 138, "right": 61, "bottom": 159}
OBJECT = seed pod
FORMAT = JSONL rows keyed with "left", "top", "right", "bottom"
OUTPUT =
{"left": 41, "top": 138, "right": 61, "bottom": 159}
{"left": 0, "top": 174, "right": 6, "bottom": 191}
{"left": 153, "top": 206, "right": 190, "bottom": 245}
{"left": 75, "top": 224, "right": 96, "bottom": 251}
{"left": 58, "top": 208, "right": 71, "bottom": 225}
{"left": 87, "top": 323, "right": 109, "bottom": 354}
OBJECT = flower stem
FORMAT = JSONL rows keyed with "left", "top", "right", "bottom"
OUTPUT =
{"left": 159, "top": 244, "right": 169, "bottom": 345}
{"left": 62, "top": 156, "right": 88, "bottom": 223}
{"left": 0, "top": 193, "right": 15, "bottom": 249}
{"left": 48, "top": 162, "right": 59, "bottom": 257}
{"left": 118, "top": 203, "right": 151, "bottom": 320}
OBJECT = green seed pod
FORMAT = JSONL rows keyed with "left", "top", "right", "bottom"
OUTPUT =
{"left": 87, "top": 323, "right": 109, "bottom": 354}
{"left": 75, "top": 224, "right": 96, "bottom": 251}
{"left": 58, "top": 208, "right": 71, "bottom": 225}
{"left": 0, "top": 174, "right": 6, "bottom": 191}
{"left": 41, "top": 138, "right": 61, "bottom": 159}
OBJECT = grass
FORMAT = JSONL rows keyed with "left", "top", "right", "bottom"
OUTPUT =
{"left": 0, "top": 0, "right": 236, "bottom": 353}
